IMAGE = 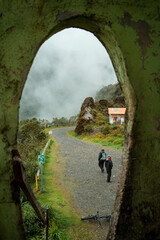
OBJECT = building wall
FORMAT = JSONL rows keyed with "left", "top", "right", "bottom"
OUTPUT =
{"left": 109, "top": 115, "right": 114, "bottom": 124}
{"left": 109, "top": 115, "right": 125, "bottom": 125}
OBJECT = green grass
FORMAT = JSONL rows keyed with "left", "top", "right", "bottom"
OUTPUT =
{"left": 67, "top": 130, "right": 123, "bottom": 150}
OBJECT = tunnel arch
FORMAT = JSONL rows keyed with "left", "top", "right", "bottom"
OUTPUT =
{"left": 0, "top": 1, "right": 160, "bottom": 240}
{"left": 22, "top": 19, "right": 136, "bottom": 238}
{"left": 20, "top": 25, "right": 135, "bottom": 238}
{"left": 23, "top": 19, "right": 136, "bottom": 236}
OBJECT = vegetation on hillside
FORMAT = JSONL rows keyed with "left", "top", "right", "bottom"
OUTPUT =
{"left": 95, "top": 83, "right": 126, "bottom": 108}
{"left": 35, "top": 115, "right": 77, "bottom": 129}
{"left": 74, "top": 83, "right": 126, "bottom": 148}
{"left": 75, "top": 96, "right": 125, "bottom": 133}
{"left": 70, "top": 124, "right": 124, "bottom": 150}
{"left": 51, "top": 115, "right": 77, "bottom": 126}
{"left": 17, "top": 118, "right": 48, "bottom": 183}
{"left": 95, "top": 83, "right": 122, "bottom": 102}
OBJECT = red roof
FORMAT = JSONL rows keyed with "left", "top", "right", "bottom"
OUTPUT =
{"left": 108, "top": 108, "right": 126, "bottom": 115}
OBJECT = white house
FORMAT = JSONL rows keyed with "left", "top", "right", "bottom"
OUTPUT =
{"left": 108, "top": 108, "right": 126, "bottom": 125}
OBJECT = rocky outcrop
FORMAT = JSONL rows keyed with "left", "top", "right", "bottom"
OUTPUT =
{"left": 75, "top": 97, "right": 95, "bottom": 135}
{"left": 112, "top": 95, "right": 126, "bottom": 107}
{"left": 80, "top": 97, "right": 95, "bottom": 111}
{"left": 95, "top": 99, "right": 111, "bottom": 115}
{"left": 75, "top": 93, "right": 126, "bottom": 135}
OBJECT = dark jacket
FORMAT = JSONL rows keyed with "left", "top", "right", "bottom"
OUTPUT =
{"left": 105, "top": 160, "right": 113, "bottom": 172}
{"left": 98, "top": 151, "right": 106, "bottom": 161}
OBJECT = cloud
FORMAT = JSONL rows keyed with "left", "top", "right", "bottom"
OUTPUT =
{"left": 20, "top": 28, "right": 117, "bottom": 121}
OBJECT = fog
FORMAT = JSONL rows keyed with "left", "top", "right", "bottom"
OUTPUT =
{"left": 20, "top": 28, "right": 117, "bottom": 121}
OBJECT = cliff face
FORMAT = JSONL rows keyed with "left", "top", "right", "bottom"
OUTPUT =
{"left": 75, "top": 97, "right": 110, "bottom": 135}
{"left": 75, "top": 97, "right": 95, "bottom": 135}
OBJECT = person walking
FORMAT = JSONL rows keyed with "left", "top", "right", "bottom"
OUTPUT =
{"left": 105, "top": 155, "right": 113, "bottom": 182}
{"left": 98, "top": 148, "right": 106, "bottom": 172}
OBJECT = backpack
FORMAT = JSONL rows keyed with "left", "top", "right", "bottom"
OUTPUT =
{"left": 101, "top": 152, "right": 106, "bottom": 160}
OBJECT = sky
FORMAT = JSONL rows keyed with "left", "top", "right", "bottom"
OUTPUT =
{"left": 20, "top": 28, "right": 117, "bottom": 121}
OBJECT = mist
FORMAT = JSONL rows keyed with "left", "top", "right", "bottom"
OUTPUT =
{"left": 20, "top": 28, "right": 117, "bottom": 121}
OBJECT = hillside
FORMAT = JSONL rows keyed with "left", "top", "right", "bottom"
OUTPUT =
{"left": 95, "top": 83, "right": 122, "bottom": 101}
{"left": 75, "top": 83, "right": 125, "bottom": 135}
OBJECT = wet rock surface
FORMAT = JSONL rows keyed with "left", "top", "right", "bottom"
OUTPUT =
{"left": 52, "top": 127, "right": 122, "bottom": 216}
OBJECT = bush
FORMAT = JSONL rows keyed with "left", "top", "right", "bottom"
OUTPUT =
{"left": 113, "top": 138, "right": 123, "bottom": 146}
{"left": 109, "top": 124, "right": 118, "bottom": 130}
{"left": 96, "top": 113, "right": 105, "bottom": 126}
{"left": 117, "top": 134, "right": 123, "bottom": 138}
{"left": 102, "top": 126, "right": 110, "bottom": 135}
{"left": 18, "top": 119, "right": 48, "bottom": 183}
{"left": 104, "top": 117, "right": 109, "bottom": 122}
{"left": 92, "top": 109, "right": 97, "bottom": 117}
{"left": 22, "top": 202, "right": 45, "bottom": 238}
{"left": 85, "top": 124, "right": 94, "bottom": 133}
{"left": 23, "top": 160, "right": 38, "bottom": 183}
{"left": 93, "top": 132, "right": 104, "bottom": 141}
{"left": 113, "top": 132, "right": 118, "bottom": 137}
{"left": 22, "top": 202, "right": 70, "bottom": 239}
{"left": 108, "top": 138, "right": 114, "bottom": 143}
{"left": 49, "top": 225, "right": 71, "bottom": 240}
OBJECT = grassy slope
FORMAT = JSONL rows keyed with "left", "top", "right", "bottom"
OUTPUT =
{"left": 67, "top": 129, "right": 124, "bottom": 150}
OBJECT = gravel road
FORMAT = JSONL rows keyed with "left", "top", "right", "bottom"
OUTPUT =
{"left": 52, "top": 127, "right": 122, "bottom": 219}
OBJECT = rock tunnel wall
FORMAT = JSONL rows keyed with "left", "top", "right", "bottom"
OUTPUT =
{"left": 0, "top": 1, "right": 160, "bottom": 239}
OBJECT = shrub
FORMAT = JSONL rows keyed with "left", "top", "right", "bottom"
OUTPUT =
{"left": 97, "top": 112, "right": 103, "bottom": 118}
{"left": 108, "top": 138, "right": 114, "bottom": 143}
{"left": 109, "top": 124, "right": 118, "bottom": 130}
{"left": 23, "top": 160, "right": 38, "bottom": 183}
{"left": 48, "top": 139, "right": 54, "bottom": 149}
{"left": 102, "top": 126, "right": 110, "bottom": 135}
{"left": 22, "top": 202, "right": 71, "bottom": 239}
{"left": 113, "top": 132, "right": 118, "bottom": 137}
{"left": 22, "top": 202, "right": 45, "bottom": 237}
{"left": 96, "top": 113, "right": 105, "bottom": 126}
{"left": 104, "top": 117, "right": 109, "bottom": 122}
{"left": 117, "top": 134, "right": 123, "bottom": 138}
{"left": 38, "top": 131, "right": 47, "bottom": 141}
{"left": 93, "top": 132, "right": 104, "bottom": 140}
{"left": 92, "top": 109, "right": 97, "bottom": 117}
{"left": 85, "top": 124, "right": 94, "bottom": 133}
{"left": 113, "top": 138, "right": 123, "bottom": 146}
{"left": 49, "top": 225, "right": 71, "bottom": 240}
{"left": 18, "top": 119, "right": 48, "bottom": 183}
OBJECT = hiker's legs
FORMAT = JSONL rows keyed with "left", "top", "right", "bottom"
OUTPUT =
{"left": 99, "top": 160, "right": 104, "bottom": 172}
{"left": 107, "top": 170, "right": 111, "bottom": 182}
{"left": 102, "top": 160, "right": 105, "bottom": 170}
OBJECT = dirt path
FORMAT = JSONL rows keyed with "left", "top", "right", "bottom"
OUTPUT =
{"left": 52, "top": 127, "right": 122, "bottom": 239}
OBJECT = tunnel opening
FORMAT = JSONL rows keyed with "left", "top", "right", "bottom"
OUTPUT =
{"left": 18, "top": 27, "right": 131, "bottom": 239}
